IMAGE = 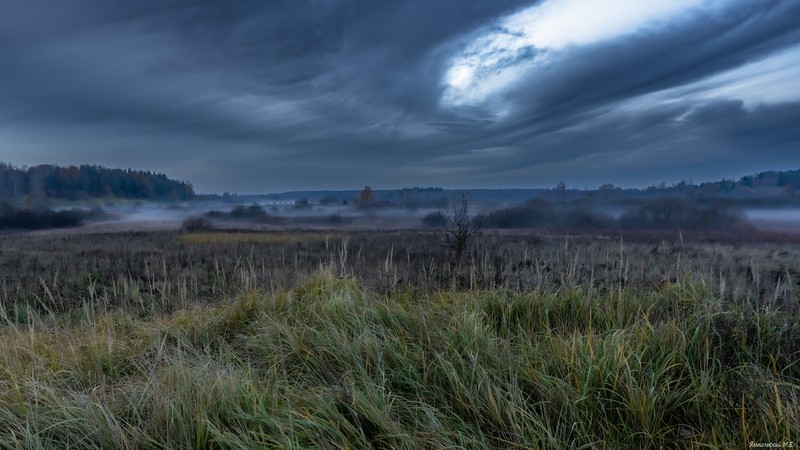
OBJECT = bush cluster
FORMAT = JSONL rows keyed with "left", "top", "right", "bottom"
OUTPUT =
{"left": 206, "top": 204, "right": 282, "bottom": 223}
{"left": 180, "top": 216, "right": 215, "bottom": 232}
{"left": 482, "top": 198, "right": 745, "bottom": 231}
{"left": 619, "top": 198, "right": 745, "bottom": 230}
{"left": 488, "top": 199, "right": 616, "bottom": 229}
{"left": 0, "top": 203, "right": 102, "bottom": 230}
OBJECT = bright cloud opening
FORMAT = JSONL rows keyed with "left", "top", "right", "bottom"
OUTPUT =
{"left": 618, "top": 44, "right": 800, "bottom": 115}
{"left": 442, "top": 0, "right": 727, "bottom": 107}
{"left": 697, "top": 45, "right": 800, "bottom": 104}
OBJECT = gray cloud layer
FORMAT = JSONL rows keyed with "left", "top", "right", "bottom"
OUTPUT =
{"left": 0, "top": 0, "right": 798, "bottom": 191}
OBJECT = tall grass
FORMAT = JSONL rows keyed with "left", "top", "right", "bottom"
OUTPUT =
{"left": 3, "top": 230, "right": 799, "bottom": 320}
{"left": 0, "top": 266, "right": 797, "bottom": 448}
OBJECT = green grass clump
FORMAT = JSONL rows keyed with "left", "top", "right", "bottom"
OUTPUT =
{"left": 0, "top": 271, "right": 798, "bottom": 448}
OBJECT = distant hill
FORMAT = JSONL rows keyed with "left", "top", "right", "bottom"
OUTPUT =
{"left": 0, "top": 163, "right": 194, "bottom": 203}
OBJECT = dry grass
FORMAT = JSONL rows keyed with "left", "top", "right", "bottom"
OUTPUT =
{"left": 0, "top": 271, "right": 798, "bottom": 448}
{"left": 178, "top": 231, "right": 344, "bottom": 245}
{"left": 0, "top": 229, "right": 798, "bottom": 448}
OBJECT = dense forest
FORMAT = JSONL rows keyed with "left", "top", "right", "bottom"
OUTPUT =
{"left": 0, "top": 163, "right": 194, "bottom": 202}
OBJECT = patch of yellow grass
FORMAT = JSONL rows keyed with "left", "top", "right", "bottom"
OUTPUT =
{"left": 178, "top": 232, "right": 343, "bottom": 245}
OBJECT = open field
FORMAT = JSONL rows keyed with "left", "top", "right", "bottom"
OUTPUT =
{"left": 0, "top": 229, "right": 799, "bottom": 448}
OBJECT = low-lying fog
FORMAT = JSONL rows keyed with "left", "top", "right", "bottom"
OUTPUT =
{"left": 744, "top": 208, "right": 800, "bottom": 231}
{"left": 59, "top": 201, "right": 800, "bottom": 233}
{"left": 89, "top": 200, "right": 445, "bottom": 231}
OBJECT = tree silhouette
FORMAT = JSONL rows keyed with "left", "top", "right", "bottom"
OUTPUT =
{"left": 358, "top": 185, "right": 375, "bottom": 206}
{"left": 555, "top": 180, "right": 566, "bottom": 202}
{"left": 437, "top": 193, "right": 487, "bottom": 262}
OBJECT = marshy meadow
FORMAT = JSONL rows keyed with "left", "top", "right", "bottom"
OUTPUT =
{"left": 0, "top": 229, "right": 797, "bottom": 448}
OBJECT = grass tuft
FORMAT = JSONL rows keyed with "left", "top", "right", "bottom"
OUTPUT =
{"left": 0, "top": 271, "right": 797, "bottom": 448}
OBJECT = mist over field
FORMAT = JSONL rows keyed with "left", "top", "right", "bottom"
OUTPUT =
{"left": 62, "top": 198, "right": 800, "bottom": 235}
{"left": 745, "top": 208, "right": 800, "bottom": 231}
{"left": 1, "top": 0, "right": 800, "bottom": 447}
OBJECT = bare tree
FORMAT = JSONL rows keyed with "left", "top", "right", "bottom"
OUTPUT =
{"left": 437, "top": 193, "right": 487, "bottom": 261}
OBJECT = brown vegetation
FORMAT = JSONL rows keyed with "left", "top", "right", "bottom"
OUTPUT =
{"left": 0, "top": 228, "right": 798, "bottom": 447}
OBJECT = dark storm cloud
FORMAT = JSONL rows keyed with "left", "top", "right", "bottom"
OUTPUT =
{"left": 393, "top": 0, "right": 800, "bottom": 184}
{"left": 0, "top": 0, "right": 798, "bottom": 191}
{"left": 683, "top": 100, "right": 800, "bottom": 152}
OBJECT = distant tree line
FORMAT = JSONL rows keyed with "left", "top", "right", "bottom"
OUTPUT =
{"left": 0, "top": 162, "right": 194, "bottom": 202}
{"left": 645, "top": 169, "right": 800, "bottom": 197}
{"left": 739, "top": 170, "right": 800, "bottom": 189}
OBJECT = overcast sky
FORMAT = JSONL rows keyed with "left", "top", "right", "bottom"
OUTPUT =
{"left": 1, "top": 0, "right": 798, "bottom": 192}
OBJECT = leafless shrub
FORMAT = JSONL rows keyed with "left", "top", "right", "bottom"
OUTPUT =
{"left": 181, "top": 215, "right": 215, "bottom": 232}
{"left": 437, "top": 193, "right": 488, "bottom": 261}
